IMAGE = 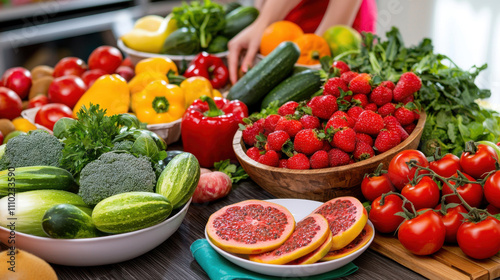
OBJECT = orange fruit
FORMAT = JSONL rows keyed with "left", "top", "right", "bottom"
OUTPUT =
{"left": 12, "top": 117, "right": 37, "bottom": 133}
{"left": 260, "top": 21, "right": 304, "bottom": 56}
{"left": 0, "top": 249, "right": 58, "bottom": 280}
{"left": 293, "top": 34, "right": 331, "bottom": 65}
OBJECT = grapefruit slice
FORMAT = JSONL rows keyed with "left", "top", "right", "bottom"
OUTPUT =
{"left": 287, "top": 231, "right": 333, "bottom": 265}
{"left": 321, "top": 223, "right": 373, "bottom": 261}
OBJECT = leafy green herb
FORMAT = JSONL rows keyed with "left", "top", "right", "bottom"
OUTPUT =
{"left": 214, "top": 159, "right": 249, "bottom": 183}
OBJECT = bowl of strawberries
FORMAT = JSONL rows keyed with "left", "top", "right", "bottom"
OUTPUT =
{"left": 233, "top": 71, "right": 426, "bottom": 202}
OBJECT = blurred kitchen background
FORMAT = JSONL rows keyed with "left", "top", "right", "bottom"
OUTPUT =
{"left": 0, "top": 0, "right": 498, "bottom": 103}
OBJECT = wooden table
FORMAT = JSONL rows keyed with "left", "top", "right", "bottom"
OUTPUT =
{"left": 49, "top": 180, "right": 426, "bottom": 280}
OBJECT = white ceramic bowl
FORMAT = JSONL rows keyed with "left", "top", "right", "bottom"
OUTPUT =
{"left": 205, "top": 198, "right": 374, "bottom": 278}
{"left": 0, "top": 199, "right": 191, "bottom": 266}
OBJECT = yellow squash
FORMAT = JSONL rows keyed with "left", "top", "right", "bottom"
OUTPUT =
{"left": 121, "top": 14, "right": 177, "bottom": 53}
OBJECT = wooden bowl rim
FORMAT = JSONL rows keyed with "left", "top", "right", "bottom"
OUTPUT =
{"left": 233, "top": 112, "right": 427, "bottom": 175}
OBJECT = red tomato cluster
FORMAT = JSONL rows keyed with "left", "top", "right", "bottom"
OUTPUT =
{"left": 364, "top": 143, "right": 500, "bottom": 259}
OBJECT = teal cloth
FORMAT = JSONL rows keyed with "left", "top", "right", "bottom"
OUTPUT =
{"left": 191, "top": 239, "right": 358, "bottom": 280}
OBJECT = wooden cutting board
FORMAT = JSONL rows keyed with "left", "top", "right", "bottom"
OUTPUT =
{"left": 370, "top": 233, "right": 500, "bottom": 280}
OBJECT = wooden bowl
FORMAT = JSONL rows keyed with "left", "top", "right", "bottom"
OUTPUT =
{"left": 233, "top": 113, "right": 426, "bottom": 202}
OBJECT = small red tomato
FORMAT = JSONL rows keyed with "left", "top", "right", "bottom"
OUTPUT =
{"left": 0, "top": 86, "right": 23, "bottom": 120}
{"left": 34, "top": 103, "right": 73, "bottom": 130}
{"left": 457, "top": 216, "right": 500, "bottom": 259}
{"left": 361, "top": 173, "right": 395, "bottom": 202}
{"left": 88, "top": 46, "right": 123, "bottom": 74}
{"left": 28, "top": 95, "right": 50, "bottom": 108}
{"left": 460, "top": 143, "right": 498, "bottom": 179}
{"left": 81, "top": 69, "right": 107, "bottom": 87}
{"left": 48, "top": 75, "right": 87, "bottom": 108}
{"left": 435, "top": 204, "right": 468, "bottom": 243}
{"left": 401, "top": 176, "right": 440, "bottom": 211}
{"left": 120, "top": 57, "right": 134, "bottom": 68}
{"left": 442, "top": 172, "right": 483, "bottom": 208}
{"left": 486, "top": 204, "right": 500, "bottom": 214}
{"left": 388, "top": 150, "right": 429, "bottom": 191}
{"left": 398, "top": 210, "right": 446, "bottom": 255}
{"left": 369, "top": 194, "right": 405, "bottom": 233}
{"left": 483, "top": 170, "right": 500, "bottom": 208}
{"left": 1, "top": 67, "right": 32, "bottom": 99}
{"left": 53, "top": 57, "right": 88, "bottom": 77}
{"left": 115, "top": 66, "right": 134, "bottom": 82}
{"left": 429, "top": 153, "right": 462, "bottom": 178}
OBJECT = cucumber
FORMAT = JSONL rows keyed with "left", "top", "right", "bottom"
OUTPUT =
{"left": 156, "top": 152, "right": 200, "bottom": 209}
{"left": 223, "top": 6, "right": 259, "bottom": 39}
{"left": 161, "top": 27, "right": 200, "bottom": 55}
{"left": 0, "top": 166, "right": 77, "bottom": 197}
{"left": 42, "top": 204, "right": 98, "bottom": 239}
{"left": 227, "top": 41, "right": 300, "bottom": 106}
{"left": 261, "top": 69, "right": 323, "bottom": 108}
{"left": 92, "top": 192, "right": 172, "bottom": 234}
{"left": 224, "top": 2, "right": 242, "bottom": 15}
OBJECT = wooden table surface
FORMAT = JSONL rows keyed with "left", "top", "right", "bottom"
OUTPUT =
{"left": 48, "top": 179, "right": 426, "bottom": 280}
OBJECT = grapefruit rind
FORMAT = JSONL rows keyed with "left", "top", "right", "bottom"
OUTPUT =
{"left": 321, "top": 223, "right": 373, "bottom": 261}
{"left": 287, "top": 230, "right": 333, "bottom": 265}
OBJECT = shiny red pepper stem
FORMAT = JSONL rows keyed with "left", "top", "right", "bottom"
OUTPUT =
{"left": 200, "top": 95, "right": 224, "bottom": 117}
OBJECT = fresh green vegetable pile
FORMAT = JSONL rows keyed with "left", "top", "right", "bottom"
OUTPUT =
{"left": 336, "top": 27, "right": 499, "bottom": 156}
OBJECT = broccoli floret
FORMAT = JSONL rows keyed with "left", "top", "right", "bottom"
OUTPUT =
{"left": 78, "top": 152, "right": 157, "bottom": 206}
{"left": 0, "top": 130, "right": 63, "bottom": 171}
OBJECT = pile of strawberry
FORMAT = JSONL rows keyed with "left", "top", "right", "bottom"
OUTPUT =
{"left": 241, "top": 61, "right": 422, "bottom": 169}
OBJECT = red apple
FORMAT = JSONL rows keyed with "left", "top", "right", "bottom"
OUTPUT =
{"left": 2, "top": 67, "right": 32, "bottom": 99}
{"left": 0, "top": 86, "right": 23, "bottom": 120}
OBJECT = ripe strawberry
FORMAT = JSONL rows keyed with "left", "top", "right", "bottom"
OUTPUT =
{"left": 404, "top": 123, "right": 416, "bottom": 135}
{"left": 370, "top": 85, "right": 393, "bottom": 106}
{"left": 378, "top": 103, "right": 396, "bottom": 117}
{"left": 331, "top": 111, "right": 355, "bottom": 127}
{"left": 246, "top": 147, "right": 262, "bottom": 161}
{"left": 278, "top": 159, "right": 288, "bottom": 168}
{"left": 325, "top": 117, "right": 348, "bottom": 132}
{"left": 380, "top": 80, "right": 395, "bottom": 90}
{"left": 395, "top": 106, "right": 415, "bottom": 126}
{"left": 332, "top": 61, "right": 350, "bottom": 75}
{"left": 275, "top": 118, "right": 303, "bottom": 138}
{"left": 323, "top": 77, "right": 348, "bottom": 98}
{"left": 266, "top": 130, "right": 290, "bottom": 151}
{"left": 354, "top": 110, "right": 384, "bottom": 136}
{"left": 352, "top": 94, "right": 369, "bottom": 108}
{"left": 393, "top": 72, "right": 422, "bottom": 102}
{"left": 242, "top": 119, "right": 264, "bottom": 146}
{"left": 294, "top": 129, "right": 324, "bottom": 155}
{"left": 374, "top": 129, "right": 401, "bottom": 153}
{"left": 384, "top": 115, "right": 409, "bottom": 141}
{"left": 310, "top": 150, "right": 329, "bottom": 169}
{"left": 353, "top": 140, "right": 375, "bottom": 161}
{"left": 348, "top": 73, "right": 372, "bottom": 95}
{"left": 341, "top": 71, "right": 358, "bottom": 84}
{"left": 356, "top": 133, "right": 374, "bottom": 146}
{"left": 321, "top": 141, "right": 332, "bottom": 151}
{"left": 278, "top": 101, "right": 299, "bottom": 116}
{"left": 347, "top": 106, "right": 364, "bottom": 121}
{"left": 328, "top": 148, "right": 350, "bottom": 167}
{"left": 264, "top": 114, "right": 283, "bottom": 134}
{"left": 332, "top": 127, "right": 356, "bottom": 153}
{"left": 401, "top": 95, "right": 414, "bottom": 104}
{"left": 364, "top": 103, "right": 378, "bottom": 112}
{"left": 287, "top": 153, "right": 310, "bottom": 169}
{"left": 257, "top": 150, "right": 280, "bottom": 167}
{"left": 299, "top": 114, "right": 320, "bottom": 129}
{"left": 308, "top": 95, "right": 338, "bottom": 120}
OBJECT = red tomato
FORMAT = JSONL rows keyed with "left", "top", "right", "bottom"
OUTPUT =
{"left": 435, "top": 204, "right": 468, "bottom": 243}
{"left": 48, "top": 75, "right": 87, "bottom": 108}
{"left": 429, "top": 153, "right": 462, "bottom": 178}
{"left": 398, "top": 210, "right": 446, "bottom": 255}
{"left": 361, "top": 173, "right": 395, "bottom": 202}
{"left": 483, "top": 170, "right": 500, "bottom": 208}
{"left": 53, "top": 57, "right": 87, "bottom": 78}
{"left": 401, "top": 176, "right": 440, "bottom": 211}
{"left": 120, "top": 57, "right": 134, "bottom": 68}
{"left": 369, "top": 194, "right": 405, "bottom": 233}
{"left": 28, "top": 95, "right": 50, "bottom": 108}
{"left": 81, "top": 69, "right": 107, "bottom": 87}
{"left": 34, "top": 103, "right": 73, "bottom": 130}
{"left": 457, "top": 216, "right": 500, "bottom": 259}
{"left": 115, "top": 66, "right": 134, "bottom": 82}
{"left": 442, "top": 172, "right": 483, "bottom": 208}
{"left": 460, "top": 143, "right": 498, "bottom": 179}
{"left": 388, "top": 150, "right": 429, "bottom": 191}
{"left": 0, "top": 86, "right": 23, "bottom": 120}
{"left": 1, "top": 67, "right": 32, "bottom": 99}
{"left": 486, "top": 204, "right": 500, "bottom": 215}
{"left": 88, "top": 46, "right": 123, "bottom": 74}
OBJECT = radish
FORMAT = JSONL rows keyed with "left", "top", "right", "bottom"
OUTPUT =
{"left": 192, "top": 171, "right": 232, "bottom": 203}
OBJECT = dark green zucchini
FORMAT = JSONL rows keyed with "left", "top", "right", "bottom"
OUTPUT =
{"left": 224, "top": 2, "right": 242, "bottom": 15}
{"left": 223, "top": 6, "right": 259, "bottom": 38}
{"left": 161, "top": 27, "right": 200, "bottom": 55}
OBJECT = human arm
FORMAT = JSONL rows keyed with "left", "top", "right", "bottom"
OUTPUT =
{"left": 314, "top": 0, "right": 362, "bottom": 35}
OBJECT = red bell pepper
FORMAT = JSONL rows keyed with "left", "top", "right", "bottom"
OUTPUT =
{"left": 181, "top": 96, "right": 248, "bottom": 168}
{"left": 183, "top": 52, "right": 229, "bottom": 89}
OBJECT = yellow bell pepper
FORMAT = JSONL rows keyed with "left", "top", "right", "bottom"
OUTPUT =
{"left": 73, "top": 74, "right": 130, "bottom": 117}
{"left": 212, "top": 89, "right": 222, "bottom": 98}
{"left": 121, "top": 14, "right": 177, "bottom": 54}
{"left": 180, "top": 76, "right": 218, "bottom": 108}
{"left": 129, "top": 71, "right": 169, "bottom": 102}
{"left": 132, "top": 80, "right": 185, "bottom": 124}
{"left": 135, "top": 57, "right": 178, "bottom": 75}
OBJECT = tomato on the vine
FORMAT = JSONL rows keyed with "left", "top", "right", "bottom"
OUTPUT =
{"left": 401, "top": 176, "right": 440, "bottom": 211}
{"left": 388, "top": 150, "right": 429, "bottom": 191}
{"left": 442, "top": 172, "right": 483, "bottom": 208}
{"left": 34, "top": 103, "right": 73, "bottom": 130}
{"left": 460, "top": 142, "right": 498, "bottom": 179}
{"left": 429, "top": 153, "right": 462, "bottom": 178}
{"left": 483, "top": 170, "right": 500, "bottom": 208}
{"left": 361, "top": 164, "right": 395, "bottom": 202}
{"left": 457, "top": 216, "right": 500, "bottom": 259}
{"left": 398, "top": 209, "right": 446, "bottom": 255}
{"left": 369, "top": 194, "right": 405, "bottom": 233}
{"left": 435, "top": 204, "right": 468, "bottom": 243}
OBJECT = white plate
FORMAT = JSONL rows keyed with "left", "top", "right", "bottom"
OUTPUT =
{"left": 0, "top": 199, "right": 191, "bottom": 266}
{"left": 205, "top": 198, "right": 374, "bottom": 278}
